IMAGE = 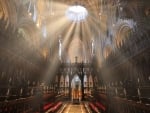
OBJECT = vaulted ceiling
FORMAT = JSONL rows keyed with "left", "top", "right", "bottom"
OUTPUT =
{"left": 0, "top": 0, "right": 149, "bottom": 64}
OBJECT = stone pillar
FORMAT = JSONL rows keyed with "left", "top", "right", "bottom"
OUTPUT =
{"left": 81, "top": 64, "right": 84, "bottom": 100}
{"left": 69, "top": 74, "right": 72, "bottom": 100}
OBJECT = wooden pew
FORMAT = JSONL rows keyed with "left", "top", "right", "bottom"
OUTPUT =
{"left": 89, "top": 102, "right": 100, "bottom": 113}
{"left": 95, "top": 101, "right": 106, "bottom": 112}
{"left": 46, "top": 101, "right": 62, "bottom": 113}
{"left": 43, "top": 102, "right": 54, "bottom": 112}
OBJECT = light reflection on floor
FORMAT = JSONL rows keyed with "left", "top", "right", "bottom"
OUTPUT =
{"left": 60, "top": 102, "right": 89, "bottom": 113}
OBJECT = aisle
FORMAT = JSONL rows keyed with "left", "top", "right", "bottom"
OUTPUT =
{"left": 59, "top": 102, "right": 90, "bottom": 113}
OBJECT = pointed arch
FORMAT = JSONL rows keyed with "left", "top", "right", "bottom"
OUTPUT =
{"left": 115, "top": 19, "right": 136, "bottom": 48}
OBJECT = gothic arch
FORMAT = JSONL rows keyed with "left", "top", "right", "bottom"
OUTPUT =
{"left": 115, "top": 19, "right": 136, "bottom": 48}
{"left": 0, "top": 0, "right": 18, "bottom": 25}
{"left": 17, "top": 19, "right": 39, "bottom": 46}
{"left": 68, "top": 37, "right": 84, "bottom": 63}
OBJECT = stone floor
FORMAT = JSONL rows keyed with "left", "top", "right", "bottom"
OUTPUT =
{"left": 60, "top": 102, "right": 89, "bottom": 113}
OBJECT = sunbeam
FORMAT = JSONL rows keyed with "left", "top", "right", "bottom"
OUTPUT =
{"left": 0, "top": 0, "right": 150, "bottom": 113}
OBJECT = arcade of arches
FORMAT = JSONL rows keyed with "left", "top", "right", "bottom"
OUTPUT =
{"left": 0, "top": 0, "right": 150, "bottom": 113}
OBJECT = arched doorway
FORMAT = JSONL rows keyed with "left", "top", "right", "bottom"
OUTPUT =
{"left": 71, "top": 74, "right": 81, "bottom": 103}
